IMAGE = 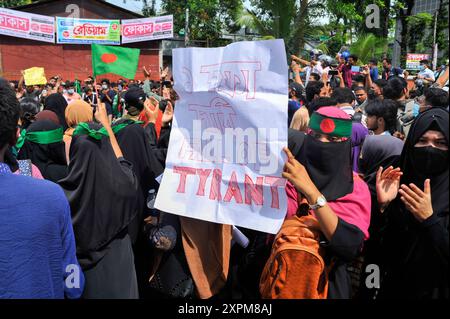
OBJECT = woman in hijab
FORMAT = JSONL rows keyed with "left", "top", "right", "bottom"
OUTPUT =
{"left": 17, "top": 120, "right": 67, "bottom": 183}
{"left": 282, "top": 107, "right": 371, "bottom": 299}
{"left": 351, "top": 122, "right": 369, "bottom": 173}
{"left": 44, "top": 93, "right": 68, "bottom": 130}
{"left": 35, "top": 110, "right": 61, "bottom": 126}
{"left": 376, "top": 108, "right": 448, "bottom": 299}
{"left": 64, "top": 100, "right": 93, "bottom": 163}
{"left": 357, "top": 134, "right": 404, "bottom": 299}
{"left": 59, "top": 103, "right": 139, "bottom": 299}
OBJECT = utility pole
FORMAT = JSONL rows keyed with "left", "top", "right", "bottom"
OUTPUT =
{"left": 432, "top": 10, "right": 438, "bottom": 70}
{"left": 185, "top": 0, "right": 190, "bottom": 47}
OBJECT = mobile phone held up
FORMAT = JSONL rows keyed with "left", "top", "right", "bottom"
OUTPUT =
{"left": 329, "top": 70, "right": 339, "bottom": 76}
{"left": 351, "top": 66, "right": 361, "bottom": 73}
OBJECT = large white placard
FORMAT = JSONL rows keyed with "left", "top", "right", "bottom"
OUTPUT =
{"left": 121, "top": 15, "right": 173, "bottom": 44}
{"left": 155, "top": 40, "right": 288, "bottom": 234}
{"left": 0, "top": 8, "right": 55, "bottom": 43}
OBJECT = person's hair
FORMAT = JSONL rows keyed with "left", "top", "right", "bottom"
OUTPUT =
{"left": 19, "top": 98, "right": 39, "bottom": 129}
{"left": 349, "top": 54, "right": 358, "bottom": 62}
{"left": 354, "top": 86, "right": 367, "bottom": 93}
{"left": 290, "top": 107, "right": 310, "bottom": 132}
{"left": 353, "top": 74, "right": 366, "bottom": 84}
{"left": 369, "top": 58, "right": 377, "bottom": 65}
{"left": 331, "top": 87, "right": 355, "bottom": 104}
{"left": 424, "top": 88, "right": 449, "bottom": 107}
{"left": 305, "top": 81, "right": 324, "bottom": 103}
{"left": 383, "top": 57, "right": 392, "bottom": 65}
{"left": 382, "top": 77, "right": 407, "bottom": 100}
{"left": 307, "top": 97, "right": 337, "bottom": 116}
{"left": 365, "top": 98, "right": 399, "bottom": 133}
{"left": 374, "top": 79, "right": 387, "bottom": 89}
{"left": 100, "top": 79, "right": 110, "bottom": 85}
{"left": 110, "top": 82, "right": 117, "bottom": 88}
{"left": 420, "top": 59, "right": 429, "bottom": 66}
{"left": 0, "top": 78, "right": 20, "bottom": 149}
{"left": 309, "top": 72, "right": 321, "bottom": 81}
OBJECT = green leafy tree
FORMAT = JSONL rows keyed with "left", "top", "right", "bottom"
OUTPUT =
{"left": 161, "top": 0, "right": 242, "bottom": 46}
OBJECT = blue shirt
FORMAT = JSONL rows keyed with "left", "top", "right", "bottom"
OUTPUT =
{"left": 370, "top": 67, "right": 379, "bottom": 82}
{"left": 0, "top": 163, "right": 84, "bottom": 299}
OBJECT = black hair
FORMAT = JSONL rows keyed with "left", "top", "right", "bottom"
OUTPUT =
{"left": 0, "top": 78, "right": 20, "bottom": 149}
{"left": 349, "top": 54, "right": 358, "bottom": 62}
{"left": 309, "top": 73, "right": 321, "bottom": 81}
{"left": 305, "top": 81, "right": 324, "bottom": 103}
{"left": 365, "top": 98, "right": 399, "bottom": 134}
{"left": 331, "top": 87, "right": 355, "bottom": 104}
{"left": 19, "top": 98, "right": 39, "bottom": 130}
{"left": 424, "top": 88, "right": 449, "bottom": 107}
{"left": 353, "top": 74, "right": 366, "bottom": 84}
{"left": 354, "top": 86, "right": 367, "bottom": 93}
{"left": 373, "top": 79, "right": 387, "bottom": 88}
{"left": 369, "top": 58, "right": 378, "bottom": 65}
{"left": 100, "top": 79, "right": 110, "bottom": 85}
{"left": 420, "top": 59, "right": 429, "bottom": 65}
{"left": 382, "top": 77, "right": 407, "bottom": 100}
{"left": 110, "top": 82, "right": 118, "bottom": 88}
{"left": 307, "top": 97, "right": 337, "bottom": 116}
{"left": 383, "top": 57, "right": 392, "bottom": 64}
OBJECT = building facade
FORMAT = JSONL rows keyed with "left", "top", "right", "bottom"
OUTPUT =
{"left": 0, "top": 0, "right": 161, "bottom": 81}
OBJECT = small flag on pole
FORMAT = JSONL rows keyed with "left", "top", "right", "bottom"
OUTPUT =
{"left": 91, "top": 44, "right": 140, "bottom": 79}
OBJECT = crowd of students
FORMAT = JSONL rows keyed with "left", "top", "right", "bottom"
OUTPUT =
{"left": 0, "top": 49, "right": 448, "bottom": 299}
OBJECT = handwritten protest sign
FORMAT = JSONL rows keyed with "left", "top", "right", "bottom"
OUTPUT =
{"left": 23, "top": 67, "right": 47, "bottom": 86}
{"left": 155, "top": 40, "right": 288, "bottom": 234}
{"left": 121, "top": 15, "right": 173, "bottom": 44}
{"left": 0, "top": 8, "right": 55, "bottom": 43}
{"left": 56, "top": 17, "right": 120, "bottom": 45}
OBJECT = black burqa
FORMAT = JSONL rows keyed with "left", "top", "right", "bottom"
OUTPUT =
{"left": 114, "top": 120, "right": 166, "bottom": 298}
{"left": 379, "top": 108, "right": 449, "bottom": 299}
{"left": 44, "top": 93, "right": 68, "bottom": 130}
{"left": 58, "top": 123, "right": 139, "bottom": 269}
{"left": 113, "top": 120, "right": 165, "bottom": 243}
{"left": 357, "top": 135, "right": 404, "bottom": 300}
{"left": 17, "top": 120, "right": 68, "bottom": 183}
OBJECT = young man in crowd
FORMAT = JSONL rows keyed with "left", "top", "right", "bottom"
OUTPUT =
{"left": 365, "top": 99, "right": 399, "bottom": 135}
{"left": 382, "top": 58, "right": 403, "bottom": 80}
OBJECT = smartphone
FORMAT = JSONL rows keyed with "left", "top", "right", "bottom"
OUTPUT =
{"left": 329, "top": 70, "right": 339, "bottom": 76}
{"left": 351, "top": 66, "right": 361, "bottom": 73}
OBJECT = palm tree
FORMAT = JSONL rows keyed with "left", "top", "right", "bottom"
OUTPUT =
{"left": 349, "top": 33, "right": 388, "bottom": 64}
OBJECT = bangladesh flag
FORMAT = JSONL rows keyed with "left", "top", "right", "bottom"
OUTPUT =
{"left": 91, "top": 44, "right": 140, "bottom": 79}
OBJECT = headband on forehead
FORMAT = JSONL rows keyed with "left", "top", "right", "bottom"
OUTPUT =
{"left": 309, "top": 112, "right": 353, "bottom": 138}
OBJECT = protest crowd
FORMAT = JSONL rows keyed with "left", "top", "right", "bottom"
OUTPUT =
{"left": 0, "top": 44, "right": 449, "bottom": 300}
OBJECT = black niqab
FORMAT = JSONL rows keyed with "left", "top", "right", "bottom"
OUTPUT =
{"left": 17, "top": 120, "right": 68, "bottom": 183}
{"left": 44, "top": 93, "right": 68, "bottom": 130}
{"left": 299, "top": 134, "right": 354, "bottom": 201}
{"left": 58, "top": 123, "right": 139, "bottom": 269}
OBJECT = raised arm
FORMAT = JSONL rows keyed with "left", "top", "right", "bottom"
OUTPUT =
{"left": 95, "top": 102, "right": 123, "bottom": 159}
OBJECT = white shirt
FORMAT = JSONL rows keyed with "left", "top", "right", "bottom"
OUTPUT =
{"left": 418, "top": 68, "right": 435, "bottom": 81}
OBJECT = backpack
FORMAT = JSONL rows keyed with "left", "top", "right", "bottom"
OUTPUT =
{"left": 259, "top": 215, "right": 330, "bottom": 299}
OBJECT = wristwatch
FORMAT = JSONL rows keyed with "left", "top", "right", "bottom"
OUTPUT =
{"left": 309, "top": 195, "right": 327, "bottom": 210}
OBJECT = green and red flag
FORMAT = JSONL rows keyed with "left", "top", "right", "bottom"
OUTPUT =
{"left": 91, "top": 44, "right": 140, "bottom": 79}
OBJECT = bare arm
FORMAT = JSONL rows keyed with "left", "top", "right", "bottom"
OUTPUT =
{"left": 282, "top": 148, "right": 339, "bottom": 240}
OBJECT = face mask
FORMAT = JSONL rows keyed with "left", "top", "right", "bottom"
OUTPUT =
{"left": 67, "top": 89, "right": 75, "bottom": 95}
{"left": 413, "top": 146, "right": 449, "bottom": 176}
{"left": 102, "top": 85, "right": 108, "bottom": 90}
{"left": 63, "top": 89, "right": 68, "bottom": 95}
{"left": 419, "top": 65, "right": 425, "bottom": 71}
